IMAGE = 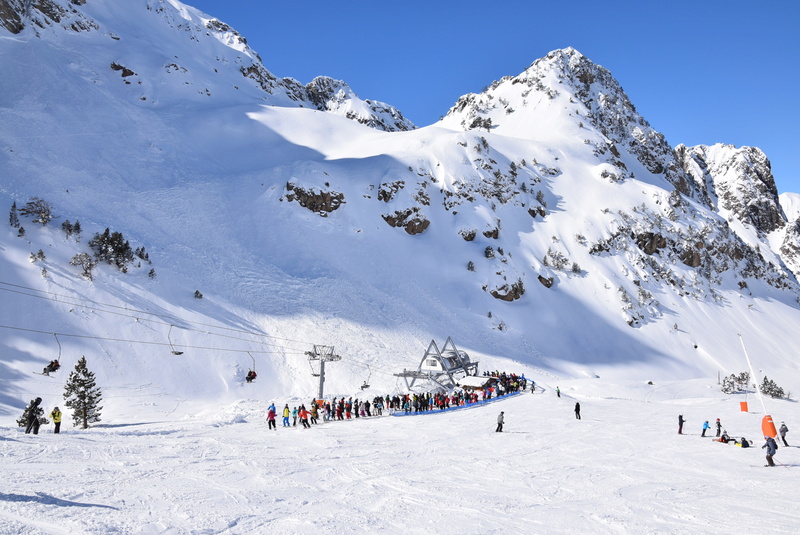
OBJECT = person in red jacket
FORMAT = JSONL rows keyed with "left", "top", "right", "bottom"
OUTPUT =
{"left": 298, "top": 406, "right": 311, "bottom": 429}
{"left": 266, "top": 405, "right": 277, "bottom": 431}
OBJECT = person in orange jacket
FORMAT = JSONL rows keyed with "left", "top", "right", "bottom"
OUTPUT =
{"left": 298, "top": 406, "right": 311, "bottom": 429}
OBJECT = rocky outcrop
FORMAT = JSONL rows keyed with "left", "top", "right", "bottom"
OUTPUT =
{"left": 0, "top": 0, "right": 97, "bottom": 34}
{"left": 676, "top": 144, "right": 785, "bottom": 235}
{"left": 283, "top": 184, "right": 345, "bottom": 217}
{"left": 382, "top": 208, "right": 430, "bottom": 235}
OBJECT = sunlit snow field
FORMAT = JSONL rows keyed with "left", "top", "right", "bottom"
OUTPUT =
{"left": 2, "top": 379, "right": 797, "bottom": 534}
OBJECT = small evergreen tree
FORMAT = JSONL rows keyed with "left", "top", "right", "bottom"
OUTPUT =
{"left": 16, "top": 398, "right": 48, "bottom": 428}
{"left": 89, "top": 228, "right": 134, "bottom": 270}
{"left": 63, "top": 356, "right": 103, "bottom": 429}
{"left": 9, "top": 201, "right": 20, "bottom": 228}
{"left": 62, "top": 219, "right": 74, "bottom": 238}
{"left": 760, "top": 376, "right": 785, "bottom": 399}
{"left": 73, "top": 220, "right": 82, "bottom": 240}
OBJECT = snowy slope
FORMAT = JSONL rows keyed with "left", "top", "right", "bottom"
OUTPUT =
{"left": 1, "top": 381, "right": 798, "bottom": 534}
{"left": 2, "top": 1, "right": 800, "bottom": 532}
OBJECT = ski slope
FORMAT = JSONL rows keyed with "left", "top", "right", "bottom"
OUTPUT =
{"left": 1, "top": 378, "right": 797, "bottom": 534}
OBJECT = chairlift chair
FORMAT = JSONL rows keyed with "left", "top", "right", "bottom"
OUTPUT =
{"left": 167, "top": 325, "right": 184, "bottom": 355}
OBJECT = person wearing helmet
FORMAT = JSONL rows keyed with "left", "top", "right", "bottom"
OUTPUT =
{"left": 50, "top": 406, "right": 62, "bottom": 434}
{"left": 762, "top": 435, "right": 778, "bottom": 466}
{"left": 779, "top": 422, "right": 789, "bottom": 447}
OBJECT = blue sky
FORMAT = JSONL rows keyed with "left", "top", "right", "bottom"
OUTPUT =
{"left": 188, "top": 0, "right": 799, "bottom": 195}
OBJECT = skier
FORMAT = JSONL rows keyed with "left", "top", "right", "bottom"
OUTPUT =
{"left": 299, "top": 406, "right": 311, "bottom": 429}
{"left": 678, "top": 414, "right": 685, "bottom": 434}
{"left": 701, "top": 420, "right": 710, "bottom": 437}
{"left": 574, "top": 402, "right": 581, "bottom": 420}
{"left": 24, "top": 397, "right": 43, "bottom": 435}
{"left": 50, "top": 406, "right": 62, "bottom": 434}
{"left": 496, "top": 411, "right": 504, "bottom": 433}
{"left": 762, "top": 435, "right": 778, "bottom": 467}
{"left": 245, "top": 369, "right": 257, "bottom": 383}
{"left": 779, "top": 422, "right": 789, "bottom": 447}
{"left": 530, "top": 381, "right": 536, "bottom": 393}
{"left": 292, "top": 406, "right": 298, "bottom": 427}
{"left": 715, "top": 418, "right": 722, "bottom": 437}
{"left": 556, "top": 386, "right": 561, "bottom": 398}
{"left": 282, "top": 404, "right": 291, "bottom": 427}
{"left": 43, "top": 360, "right": 60, "bottom": 376}
{"left": 266, "top": 403, "right": 277, "bottom": 431}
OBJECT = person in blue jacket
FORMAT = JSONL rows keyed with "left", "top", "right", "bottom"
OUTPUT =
{"left": 701, "top": 420, "right": 710, "bottom": 437}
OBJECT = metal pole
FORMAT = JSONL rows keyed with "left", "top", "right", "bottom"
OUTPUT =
{"left": 318, "top": 358, "right": 325, "bottom": 400}
{"left": 739, "top": 334, "right": 767, "bottom": 414}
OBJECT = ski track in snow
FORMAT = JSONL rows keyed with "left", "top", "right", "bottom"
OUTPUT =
{"left": 2, "top": 380, "right": 798, "bottom": 534}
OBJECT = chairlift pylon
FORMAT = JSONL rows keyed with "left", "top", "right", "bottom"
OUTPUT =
{"left": 167, "top": 324, "right": 184, "bottom": 355}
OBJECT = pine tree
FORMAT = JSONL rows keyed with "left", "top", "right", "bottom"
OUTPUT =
{"left": 63, "top": 356, "right": 103, "bottom": 429}
{"left": 9, "top": 201, "right": 20, "bottom": 228}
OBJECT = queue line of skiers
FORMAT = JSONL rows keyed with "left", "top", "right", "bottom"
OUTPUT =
{"left": 265, "top": 370, "right": 529, "bottom": 429}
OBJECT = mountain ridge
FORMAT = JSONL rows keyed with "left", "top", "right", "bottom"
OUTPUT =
{"left": 1, "top": 0, "right": 799, "bottom": 412}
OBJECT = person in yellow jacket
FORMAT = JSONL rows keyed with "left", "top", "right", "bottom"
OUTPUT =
{"left": 282, "top": 404, "right": 291, "bottom": 427}
{"left": 50, "top": 406, "right": 62, "bottom": 434}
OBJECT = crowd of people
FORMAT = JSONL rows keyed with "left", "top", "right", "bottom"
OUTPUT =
{"left": 264, "top": 371, "right": 530, "bottom": 430}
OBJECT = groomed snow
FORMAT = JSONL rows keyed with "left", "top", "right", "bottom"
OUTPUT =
{"left": 2, "top": 379, "right": 797, "bottom": 534}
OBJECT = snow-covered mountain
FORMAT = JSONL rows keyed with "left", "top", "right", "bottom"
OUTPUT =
{"left": 2, "top": 0, "right": 799, "bottom": 421}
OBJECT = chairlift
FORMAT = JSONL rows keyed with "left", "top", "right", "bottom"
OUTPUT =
{"left": 360, "top": 364, "right": 371, "bottom": 390}
{"left": 167, "top": 325, "right": 184, "bottom": 355}
{"left": 245, "top": 351, "right": 257, "bottom": 383}
{"left": 41, "top": 333, "right": 62, "bottom": 375}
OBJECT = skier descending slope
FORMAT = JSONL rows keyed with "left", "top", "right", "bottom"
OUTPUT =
{"left": 496, "top": 411, "right": 504, "bottom": 433}
{"left": 762, "top": 436, "right": 778, "bottom": 467}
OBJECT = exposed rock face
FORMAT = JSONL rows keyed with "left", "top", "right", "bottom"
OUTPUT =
{"left": 283, "top": 184, "right": 345, "bottom": 217}
{"left": 382, "top": 209, "right": 430, "bottom": 235}
{"left": 676, "top": 144, "right": 786, "bottom": 235}
{"left": 491, "top": 279, "right": 525, "bottom": 301}
{"left": 0, "top": 0, "right": 97, "bottom": 34}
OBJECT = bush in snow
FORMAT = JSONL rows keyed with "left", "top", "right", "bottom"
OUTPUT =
{"left": 19, "top": 197, "right": 55, "bottom": 227}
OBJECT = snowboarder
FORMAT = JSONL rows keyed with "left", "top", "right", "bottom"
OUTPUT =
{"left": 50, "top": 406, "right": 62, "bottom": 434}
{"left": 574, "top": 402, "right": 581, "bottom": 420}
{"left": 701, "top": 421, "right": 710, "bottom": 437}
{"left": 496, "top": 411, "right": 504, "bottom": 432}
{"left": 24, "top": 397, "right": 43, "bottom": 435}
{"left": 762, "top": 435, "right": 778, "bottom": 466}
{"left": 556, "top": 386, "right": 561, "bottom": 398}
{"left": 715, "top": 418, "right": 722, "bottom": 437}
{"left": 678, "top": 414, "right": 685, "bottom": 434}
{"left": 779, "top": 422, "right": 789, "bottom": 447}
{"left": 282, "top": 405, "right": 290, "bottom": 427}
